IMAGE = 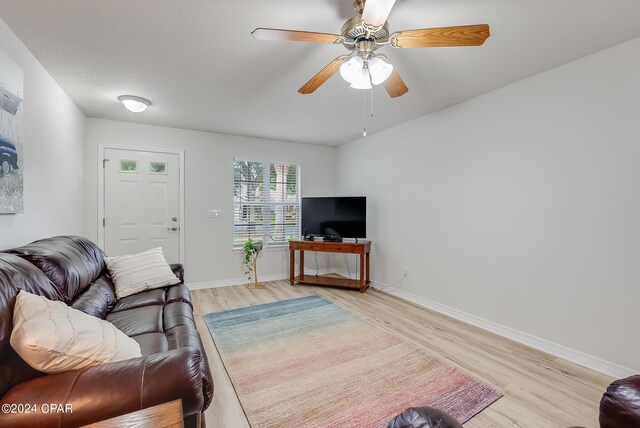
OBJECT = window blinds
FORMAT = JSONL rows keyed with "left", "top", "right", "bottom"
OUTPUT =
{"left": 233, "top": 160, "right": 300, "bottom": 249}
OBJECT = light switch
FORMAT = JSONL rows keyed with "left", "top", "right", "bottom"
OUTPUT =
{"left": 208, "top": 209, "right": 223, "bottom": 218}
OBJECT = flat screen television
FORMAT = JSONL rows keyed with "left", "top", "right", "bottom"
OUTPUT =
{"left": 301, "top": 196, "right": 366, "bottom": 240}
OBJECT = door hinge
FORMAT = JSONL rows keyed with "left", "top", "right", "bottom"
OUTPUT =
{"left": 102, "top": 218, "right": 106, "bottom": 227}
{"left": 102, "top": 158, "right": 110, "bottom": 168}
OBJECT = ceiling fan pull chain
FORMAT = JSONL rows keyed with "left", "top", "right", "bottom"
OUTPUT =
{"left": 362, "top": 83, "right": 377, "bottom": 138}
{"left": 369, "top": 86, "right": 375, "bottom": 118}
{"left": 363, "top": 88, "right": 367, "bottom": 137}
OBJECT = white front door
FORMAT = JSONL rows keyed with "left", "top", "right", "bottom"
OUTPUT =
{"left": 103, "top": 148, "right": 181, "bottom": 263}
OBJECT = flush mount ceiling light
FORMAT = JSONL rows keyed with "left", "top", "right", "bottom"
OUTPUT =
{"left": 118, "top": 95, "right": 151, "bottom": 113}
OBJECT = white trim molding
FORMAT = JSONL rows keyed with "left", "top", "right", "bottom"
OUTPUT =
{"left": 186, "top": 268, "right": 337, "bottom": 291}
{"left": 384, "top": 288, "right": 635, "bottom": 379}
{"left": 187, "top": 273, "right": 289, "bottom": 290}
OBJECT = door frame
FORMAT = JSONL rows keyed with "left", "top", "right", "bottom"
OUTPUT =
{"left": 97, "top": 144, "right": 185, "bottom": 265}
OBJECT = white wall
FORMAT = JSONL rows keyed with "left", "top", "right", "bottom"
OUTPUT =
{"left": 0, "top": 17, "right": 86, "bottom": 249}
{"left": 86, "top": 119, "right": 337, "bottom": 285}
{"left": 337, "top": 37, "right": 640, "bottom": 375}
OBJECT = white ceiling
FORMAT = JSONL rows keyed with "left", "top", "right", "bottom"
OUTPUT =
{"left": 1, "top": 1, "right": 640, "bottom": 145}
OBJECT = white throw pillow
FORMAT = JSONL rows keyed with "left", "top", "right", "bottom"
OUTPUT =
{"left": 105, "top": 247, "right": 181, "bottom": 299}
{"left": 10, "top": 290, "right": 141, "bottom": 374}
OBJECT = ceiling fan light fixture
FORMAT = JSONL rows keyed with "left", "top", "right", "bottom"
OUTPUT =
{"left": 368, "top": 56, "right": 393, "bottom": 85}
{"left": 340, "top": 55, "right": 391, "bottom": 89}
{"left": 349, "top": 68, "right": 372, "bottom": 89}
{"left": 339, "top": 56, "right": 364, "bottom": 83}
{"left": 118, "top": 95, "right": 151, "bottom": 113}
{"left": 340, "top": 56, "right": 373, "bottom": 89}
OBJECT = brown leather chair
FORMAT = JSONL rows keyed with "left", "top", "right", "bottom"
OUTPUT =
{"left": 599, "top": 375, "right": 640, "bottom": 428}
{"left": 0, "top": 236, "right": 213, "bottom": 427}
{"left": 387, "top": 407, "right": 463, "bottom": 428}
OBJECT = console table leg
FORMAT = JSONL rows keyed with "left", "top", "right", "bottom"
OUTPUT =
{"left": 289, "top": 250, "right": 295, "bottom": 285}
{"left": 366, "top": 251, "right": 370, "bottom": 285}
{"left": 300, "top": 251, "right": 305, "bottom": 281}
{"left": 359, "top": 253, "right": 365, "bottom": 293}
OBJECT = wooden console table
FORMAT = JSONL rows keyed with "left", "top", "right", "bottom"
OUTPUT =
{"left": 83, "top": 400, "right": 183, "bottom": 428}
{"left": 289, "top": 240, "right": 371, "bottom": 293}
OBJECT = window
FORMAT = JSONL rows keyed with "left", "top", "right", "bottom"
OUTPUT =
{"left": 149, "top": 161, "right": 167, "bottom": 174}
{"left": 119, "top": 159, "right": 137, "bottom": 172}
{"left": 233, "top": 159, "right": 300, "bottom": 249}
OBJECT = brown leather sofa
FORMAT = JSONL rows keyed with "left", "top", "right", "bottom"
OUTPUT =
{"left": 0, "top": 236, "right": 213, "bottom": 427}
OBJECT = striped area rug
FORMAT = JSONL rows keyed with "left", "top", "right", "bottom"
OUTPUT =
{"left": 204, "top": 295, "right": 501, "bottom": 427}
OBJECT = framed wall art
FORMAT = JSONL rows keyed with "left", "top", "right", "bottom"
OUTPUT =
{"left": 0, "top": 49, "right": 24, "bottom": 214}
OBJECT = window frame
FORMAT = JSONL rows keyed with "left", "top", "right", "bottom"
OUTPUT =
{"left": 232, "top": 158, "right": 301, "bottom": 251}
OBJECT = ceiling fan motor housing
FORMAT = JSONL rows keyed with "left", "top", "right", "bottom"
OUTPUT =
{"left": 341, "top": 15, "right": 390, "bottom": 52}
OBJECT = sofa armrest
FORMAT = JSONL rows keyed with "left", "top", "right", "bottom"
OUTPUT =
{"left": 170, "top": 263, "right": 184, "bottom": 283}
{"left": 0, "top": 348, "right": 204, "bottom": 428}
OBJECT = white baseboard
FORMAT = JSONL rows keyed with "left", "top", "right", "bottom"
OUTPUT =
{"left": 384, "top": 288, "right": 635, "bottom": 379}
{"left": 186, "top": 273, "right": 287, "bottom": 290}
{"left": 186, "top": 268, "right": 338, "bottom": 291}
{"left": 187, "top": 270, "right": 631, "bottom": 378}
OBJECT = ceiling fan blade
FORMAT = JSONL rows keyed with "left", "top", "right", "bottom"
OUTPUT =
{"left": 391, "top": 24, "right": 490, "bottom": 48}
{"left": 298, "top": 57, "right": 347, "bottom": 94}
{"left": 362, "top": 0, "right": 397, "bottom": 28}
{"left": 252, "top": 28, "right": 342, "bottom": 44}
{"left": 384, "top": 69, "right": 408, "bottom": 98}
{"left": 377, "top": 55, "right": 408, "bottom": 98}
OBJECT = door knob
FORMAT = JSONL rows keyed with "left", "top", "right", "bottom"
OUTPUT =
{"left": 171, "top": 217, "right": 177, "bottom": 222}
{"left": 167, "top": 227, "right": 179, "bottom": 231}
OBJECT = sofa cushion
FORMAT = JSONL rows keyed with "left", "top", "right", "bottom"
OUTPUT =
{"left": 71, "top": 275, "right": 117, "bottom": 319}
{"left": 0, "top": 253, "right": 63, "bottom": 397}
{"left": 131, "top": 332, "right": 170, "bottom": 355}
{"left": 6, "top": 236, "right": 106, "bottom": 303}
{"left": 164, "top": 301, "right": 195, "bottom": 330}
{"left": 166, "top": 284, "right": 193, "bottom": 308}
{"left": 107, "top": 306, "right": 164, "bottom": 336}
{"left": 105, "top": 248, "right": 180, "bottom": 299}
{"left": 112, "top": 288, "right": 167, "bottom": 312}
{"left": 10, "top": 291, "right": 141, "bottom": 374}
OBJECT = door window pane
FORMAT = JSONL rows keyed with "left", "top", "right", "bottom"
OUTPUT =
{"left": 149, "top": 161, "right": 167, "bottom": 174}
{"left": 119, "top": 160, "right": 138, "bottom": 172}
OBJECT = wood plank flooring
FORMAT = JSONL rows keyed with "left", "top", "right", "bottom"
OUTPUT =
{"left": 191, "top": 281, "right": 612, "bottom": 428}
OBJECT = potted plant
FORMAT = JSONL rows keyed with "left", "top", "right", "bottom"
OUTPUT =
{"left": 242, "top": 239, "right": 263, "bottom": 288}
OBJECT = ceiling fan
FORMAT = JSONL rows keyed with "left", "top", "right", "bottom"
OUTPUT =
{"left": 252, "top": 0, "right": 490, "bottom": 98}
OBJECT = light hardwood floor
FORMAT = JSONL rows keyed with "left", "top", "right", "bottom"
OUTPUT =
{"left": 191, "top": 281, "right": 612, "bottom": 428}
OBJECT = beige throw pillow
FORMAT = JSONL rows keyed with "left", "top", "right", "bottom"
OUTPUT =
{"left": 10, "top": 290, "right": 141, "bottom": 374}
{"left": 105, "top": 247, "right": 181, "bottom": 299}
